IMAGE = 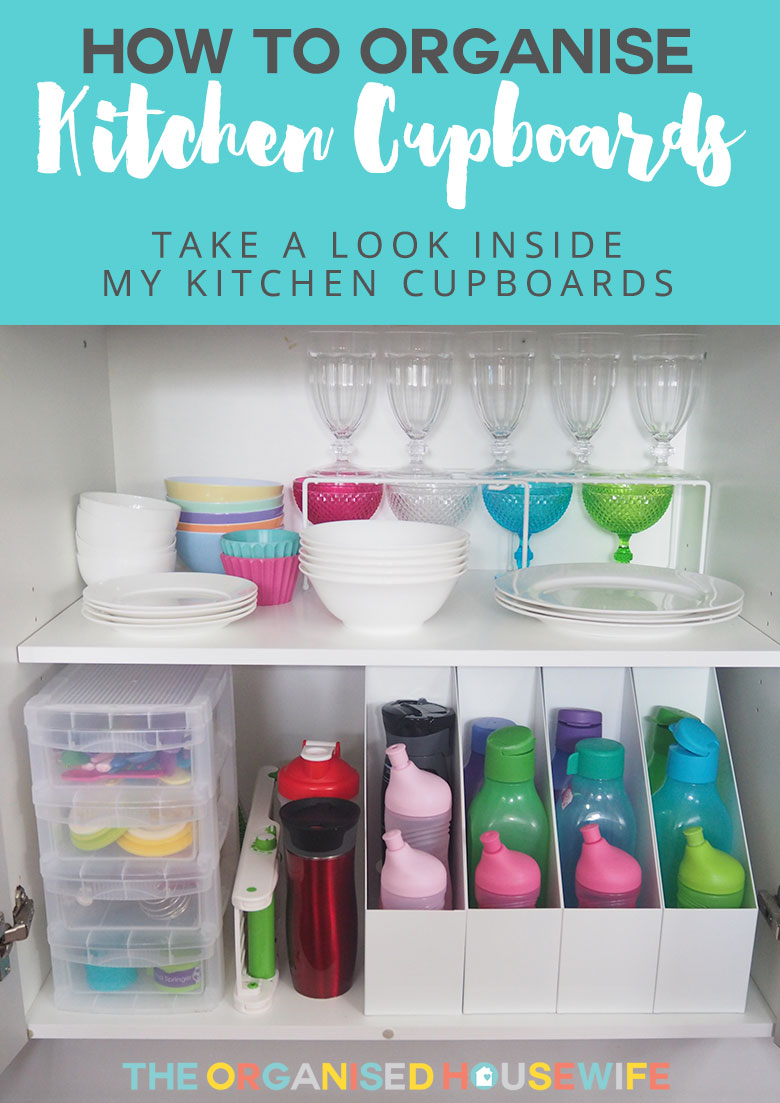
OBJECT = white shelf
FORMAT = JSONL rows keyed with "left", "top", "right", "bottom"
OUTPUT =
{"left": 27, "top": 968, "right": 775, "bottom": 1041}
{"left": 17, "top": 573, "right": 780, "bottom": 668}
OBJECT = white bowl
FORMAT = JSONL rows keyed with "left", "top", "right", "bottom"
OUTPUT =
{"left": 77, "top": 547, "right": 178, "bottom": 586}
{"left": 301, "top": 563, "right": 467, "bottom": 585}
{"left": 76, "top": 505, "right": 179, "bottom": 546}
{"left": 305, "top": 572, "right": 461, "bottom": 632}
{"left": 298, "top": 546, "right": 468, "bottom": 566}
{"left": 75, "top": 527, "right": 177, "bottom": 554}
{"left": 78, "top": 493, "right": 180, "bottom": 531}
{"left": 300, "top": 520, "right": 468, "bottom": 553}
{"left": 298, "top": 554, "right": 468, "bottom": 578}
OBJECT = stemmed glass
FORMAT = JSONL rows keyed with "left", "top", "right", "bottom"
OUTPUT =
{"left": 469, "top": 330, "right": 536, "bottom": 467}
{"left": 551, "top": 332, "right": 621, "bottom": 470}
{"left": 385, "top": 331, "right": 476, "bottom": 525}
{"left": 307, "top": 330, "right": 376, "bottom": 473}
{"left": 632, "top": 333, "right": 705, "bottom": 470}
{"left": 294, "top": 330, "right": 383, "bottom": 524}
{"left": 385, "top": 331, "right": 453, "bottom": 471}
{"left": 469, "top": 329, "right": 571, "bottom": 565}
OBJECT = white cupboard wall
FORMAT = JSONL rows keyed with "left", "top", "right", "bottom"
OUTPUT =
{"left": 1, "top": 324, "right": 780, "bottom": 1052}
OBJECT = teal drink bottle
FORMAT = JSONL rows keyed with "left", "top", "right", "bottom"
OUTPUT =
{"left": 556, "top": 738, "right": 637, "bottom": 907}
{"left": 646, "top": 706, "right": 697, "bottom": 794}
{"left": 652, "top": 718, "right": 732, "bottom": 906}
{"left": 467, "top": 726, "right": 549, "bottom": 906}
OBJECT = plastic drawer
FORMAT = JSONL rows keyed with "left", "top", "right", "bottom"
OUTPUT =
{"left": 33, "top": 741, "right": 237, "bottom": 869}
{"left": 42, "top": 820, "right": 238, "bottom": 935}
{"left": 49, "top": 934, "right": 224, "bottom": 1013}
{"left": 25, "top": 665, "right": 234, "bottom": 797}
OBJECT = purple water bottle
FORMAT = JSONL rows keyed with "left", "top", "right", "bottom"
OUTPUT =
{"left": 464, "top": 717, "right": 515, "bottom": 812}
{"left": 551, "top": 708, "right": 602, "bottom": 801}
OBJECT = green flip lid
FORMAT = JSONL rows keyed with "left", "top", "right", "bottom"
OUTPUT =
{"left": 484, "top": 725, "right": 536, "bottom": 783}
{"left": 677, "top": 826, "right": 745, "bottom": 905}
{"left": 567, "top": 737, "right": 625, "bottom": 781}
{"left": 650, "top": 706, "right": 698, "bottom": 754}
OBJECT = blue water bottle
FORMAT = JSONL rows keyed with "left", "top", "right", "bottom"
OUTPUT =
{"left": 556, "top": 738, "right": 637, "bottom": 907}
{"left": 651, "top": 718, "right": 732, "bottom": 906}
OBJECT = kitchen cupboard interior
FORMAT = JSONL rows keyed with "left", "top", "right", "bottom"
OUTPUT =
{"left": 1, "top": 325, "right": 780, "bottom": 1053}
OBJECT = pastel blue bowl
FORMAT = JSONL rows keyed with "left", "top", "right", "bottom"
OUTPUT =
{"left": 179, "top": 505, "right": 284, "bottom": 526}
{"left": 176, "top": 529, "right": 225, "bottom": 573}
{"left": 220, "top": 529, "right": 301, "bottom": 559}
{"left": 167, "top": 495, "right": 283, "bottom": 514}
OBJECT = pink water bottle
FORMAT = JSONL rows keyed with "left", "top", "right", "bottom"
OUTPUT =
{"left": 474, "top": 830, "right": 541, "bottom": 909}
{"left": 384, "top": 743, "right": 452, "bottom": 906}
{"left": 380, "top": 829, "right": 447, "bottom": 910}
{"left": 574, "top": 823, "right": 642, "bottom": 908}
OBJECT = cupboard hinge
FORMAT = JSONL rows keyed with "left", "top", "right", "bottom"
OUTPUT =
{"left": 0, "top": 886, "right": 34, "bottom": 980}
{"left": 758, "top": 887, "right": 780, "bottom": 941}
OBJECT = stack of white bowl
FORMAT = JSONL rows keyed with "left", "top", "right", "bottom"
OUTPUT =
{"left": 76, "top": 492, "right": 180, "bottom": 585}
{"left": 299, "top": 521, "right": 469, "bottom": 633}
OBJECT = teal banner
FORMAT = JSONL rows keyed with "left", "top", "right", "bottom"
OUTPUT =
{"left": 2, "top": 2, "right": 775, "bottom": 322}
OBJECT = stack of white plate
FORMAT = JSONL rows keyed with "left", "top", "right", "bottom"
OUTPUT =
{"left": 494, "top": 564, "right": 744, "bottom": 629}
{"left": 76, "top": 493, "right": 180, "bottom": 585}
{"left": 299, "top": 521, "right": 469, "bottom": 632}
{"left": 82, "top": 574, "right": 258, "bottom": 636}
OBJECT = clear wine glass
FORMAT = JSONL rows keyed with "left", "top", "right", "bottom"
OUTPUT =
{"left": 384, "top": 331, "right": 475, "bottom": 524}
{"left": 632, "top": 333, "right": 706, "bottom": 470}
{"left": 385, "top": 331, "right": 453, "bottom": 470}
{"left": 551, "top": 332, "right": 622, "bottom": 469}
{"left": 307, "top": 330, "right": 376, "bottom": 473}
{"left": 297, "top": 330, "right": 383, "bottom": 524}
{"left": 469, "top": 330, "right": 536, "bottom": 467}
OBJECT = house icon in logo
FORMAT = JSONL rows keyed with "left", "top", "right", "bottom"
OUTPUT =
{"left": 472, "top": 1063, "right": 498, "bottom": 1089}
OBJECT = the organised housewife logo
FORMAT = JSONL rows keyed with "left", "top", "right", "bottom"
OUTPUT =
{"left": 121, "top": 1059, "right": 671, "bottom": 1091}
{"left": 35, "top": 24, "right": 745, "bottom": 208}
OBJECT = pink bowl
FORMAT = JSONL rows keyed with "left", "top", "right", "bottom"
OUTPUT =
{"left": 220, "top": 553, "right": 299, "bottom": 605}
{"left": 292, "top": 478, "right": 383, "bottom": 524}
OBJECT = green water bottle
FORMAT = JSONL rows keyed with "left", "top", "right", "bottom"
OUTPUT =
{"left": 646, "top": 706, "right": 698, "bottom": 794}
{"left": 467, "top": 726, "right": 549, "bottom": 906}
{"left": 676, "top": 826, "right": 745, "bottom": 909}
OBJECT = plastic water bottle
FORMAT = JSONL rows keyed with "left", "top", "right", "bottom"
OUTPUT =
{"left": 574, "top": 823, "right": 642, "bottom": 908}
{"left": 652, "top": 718, "right": 732, "bottom": 906}
{"left": 474, "top": 830, "right": 540, "bottom": 909}
{"left": 380, "top": 829, "right": 447, "bottom": 910}
{"left": 277, "top": 741, "right": 360, "bottom": 804}
{"left": 676, "top": 826, "right": 745, "bottom": 909}
{"left": 384, "top": 743, "right": 452, "bottom": 906}
{"left": 645, "top": 706, "right": 697, "bottom": 794}
{"left": 467, "top": 726, "right": 549, "bottom": 906}
{"left": 556, "top": 738, "right": 637, "bottom": 907}
{"left": 463, "top": 716, "right": 514, "bottom": 811}
{"left": 381, "top": 698, "right": 456, "bottom": 788}
{"left": 550, "top": 708, "right": 602, "bottom": 801}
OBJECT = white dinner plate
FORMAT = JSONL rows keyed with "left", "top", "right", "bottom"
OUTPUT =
{"left": 494, "top": 591, "right": 741, "bottom": 628}
{"left": 494, "top": 588, "right": 742, "bottom": 623}
{"left": 83, "top": 593, "right": 257, "bottom": 621}
{"left": 82, "top": 599, "right": 257, "bottom": 627}
{"left": 495, "top": 564, "right": 743, "bottom": 618}
{"left": 82, "top": 573, "right": 257, "bottom": 614}
{"left": 82, "top": 604, "right": 256, "bottom": 633}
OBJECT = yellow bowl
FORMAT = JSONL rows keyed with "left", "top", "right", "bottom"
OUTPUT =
{"left": 165, "top": 477, "right": 283, "bottom": 503}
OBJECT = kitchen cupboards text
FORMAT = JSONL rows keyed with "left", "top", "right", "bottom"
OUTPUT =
{"left": 37, "top": 80, "right": 743, "bottom": 211}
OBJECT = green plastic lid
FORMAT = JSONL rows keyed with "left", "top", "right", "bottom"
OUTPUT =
{"left": 484, "top": 725, "right": 536, "bottom": 783}
{"left": 650, "top": 706, "right": 697, "bottom": 754}
{"left": 676, "top": 826, "right": 745, "bottom": 908}
{"left": 566, "top": 737, "right": 625, "bottom": 781}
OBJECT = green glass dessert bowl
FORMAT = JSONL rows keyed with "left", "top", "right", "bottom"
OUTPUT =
{"left": 582, "top": 482, "right": 673, "bottom": 563}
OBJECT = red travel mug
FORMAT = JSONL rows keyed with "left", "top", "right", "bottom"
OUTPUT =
{"left": 279, "top": 798, "right": 360, "bottom": 999}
